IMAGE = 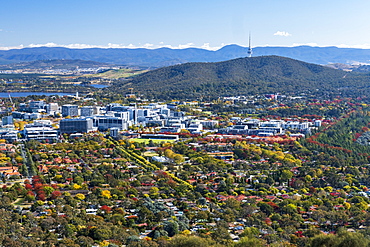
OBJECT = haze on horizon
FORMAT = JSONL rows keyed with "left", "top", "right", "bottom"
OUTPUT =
{"left": 1, "top": 0, "right": 370, "bottom": 50}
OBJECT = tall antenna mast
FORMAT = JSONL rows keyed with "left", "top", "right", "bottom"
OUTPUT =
{"left": 247, "top": 32, "right": 252, "bottom": 58}
{"left": 8, "top": 92, "right": 14, "bottom": 112}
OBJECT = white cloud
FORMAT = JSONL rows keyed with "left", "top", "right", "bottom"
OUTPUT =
{"left": 0, "top": 42, "right": 224, "bottom": 51}
{"left": 28, "top": 42, "right": 59, "bottom": 48}
{"left": 256, "top": 43, "right": 370, "bottom": 49}
{"left": 0, "top": 44, "right": 25, "bottom": 50}
{"left": 178, "top": 43, "right": 195, "bottom": 49}
{"left": 200, "top": 43, "right": 211, "bottom": 50}
{"left": 142, "top": 43, "right": 154, "bottom": 49}
{"left": 291, "top": 43, "right": 370, "bottom": 49}
{"left": 156, "top": 43, "right": 195, "bottom": 49}
{"left": 292, "top": 42, "right": 319, "bottom": 47}
{"left": 11, "top": 41, "right": 370, "bottom": 50}
{"left": 274, "top": 31, "right": 292, "bottom": 37}
{"left": 336, "top": 43, "right": 370, "bottom": 49}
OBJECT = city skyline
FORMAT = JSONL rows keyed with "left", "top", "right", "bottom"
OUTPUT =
{"left": 1, "top": 0, "right": 370, "bottom": 50}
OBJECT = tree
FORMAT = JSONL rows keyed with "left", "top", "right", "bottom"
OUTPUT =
{"left": 233, "top": 237, "right": 266, "bottom": 247}
{"left": 43, "top": 186, "right": 54, "bottom": 196}
{"left": 173, "top": 154, "right": 185, "bottom": 164}
{"left": 240, "top": 227, "right": 260, "bottom": 238}
{"left": 164, "top": 220, "right": 179, "bottom": 237}
{"left": 164, "top": 149, "right": 175, "bottom": 159}
{"left": 281, "top": 170, "right": 293, "bottom": 185}
{"left": 138, "top": 206, "right": 154, "bottom": 222}
{"left": 75, "top": 193, "right": 86, "bottom": 200}
{"left": 19, "top": 163, "right": 29, "bottom": 177}
{"left": 168, "top": 235, "right": 218, "bottom": 247}
{"left": 211, "top": 221, "right": 232, "bottom": 245}
{"left": 101, "top": 190, "right": 112, "bottom": 199}
{"left": 225, "top": 198, "right": 241, "bottom": 210}
{"left": 50, "top": 190, "right": 62, "bottom": 200}
{"left": 310, "top": 230, "right": 369, "bottom": 247}
{"left": 90, "top": 226, "right": 112, "bottom": 241}
{"left": 76, "top": 236, "right": 94, "bottom": 247}
{"left": 305, "top": 175, "right": 312, "bottom": 184}
{"left": 282, "top": 203, "right": 297, "bottom": 215}
{"left": 258, "top": 202, "right": 274, "bottom": 215}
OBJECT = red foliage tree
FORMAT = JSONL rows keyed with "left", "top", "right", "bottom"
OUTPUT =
{"left": 50, "top": 190, "right": 62, "bottom": 199}
{"left": 33, "top": 183, "right": 44, "bottom": 191}
{"left": 100, "top": 205, "right": 112, "bottom": 213}
{"left": 51, "top": 184, "right": 59, "bottom": 190}
{"left": 27, "top": 191, "right": 35, "bottom": 197}
{"left": 37, "top": 192, "right": 46, "bottom": 201}
{"left": 25, "top": 184, "right": 33, "bottom": 190}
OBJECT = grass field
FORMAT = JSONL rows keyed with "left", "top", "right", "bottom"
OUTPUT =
{"left": 131, "top": 138, "right": 175, "bottom": 144}
{"left": 84, "top": 69, "right": 148, "bottom": 79}
{"left": 142, "top": 151, "right": 159, "bottom": 157}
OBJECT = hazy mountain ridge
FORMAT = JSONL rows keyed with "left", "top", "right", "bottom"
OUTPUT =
{"left": 0, "top": 59, "right": 112, "bottom": 70}
{"left": 2, "top": 45, "right": 370, "bottom": 67}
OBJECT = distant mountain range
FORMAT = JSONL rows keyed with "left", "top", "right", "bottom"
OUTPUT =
{"left": 109, "top": 55, "right": 370, "bottom": 100}
{"left": 0, "top": 59, "right": 111, "bottom": 70}
{"left": 2, "top": 45, "right": 370, "bottom": 68}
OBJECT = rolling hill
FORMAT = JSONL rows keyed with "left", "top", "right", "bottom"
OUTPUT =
{"left": 108, "top": 56, "right": 370, "bottom": 100}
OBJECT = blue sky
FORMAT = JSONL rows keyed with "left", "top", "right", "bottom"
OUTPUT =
{"left": 1, "top": 0, "right": 370, "bottom": 50}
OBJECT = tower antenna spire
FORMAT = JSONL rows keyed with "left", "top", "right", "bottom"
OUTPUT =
{"left": 247, "top": 32, "right": 252, "bottom": 58}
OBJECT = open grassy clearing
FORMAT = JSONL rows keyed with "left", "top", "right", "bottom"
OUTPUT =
{"left": 131, "top": 138, "right": 175, "bottom": 144}
{"left": 84, "top": 69, "right": 148, "bottom": 79}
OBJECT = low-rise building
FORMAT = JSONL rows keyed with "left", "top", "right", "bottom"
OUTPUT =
{"left": 24, "top": 126, "right": 58, "bottom": 141}
{"left": 60, "top": 118, "right": 94, "bottom": 134}
{"left": 62, "top": 104, "right": 79, "bottom": 117}
{"left": 94, "top": 116, "right": 130, "bottom": 131}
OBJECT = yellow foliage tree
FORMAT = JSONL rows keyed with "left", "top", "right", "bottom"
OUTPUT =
{"left": 73, "top": 184, "right": 82, "bottom": 190}
{"left": 101, "top": 190, "right": 112, "bottom": 199}
{"left": 15, "top": 156, "right": 23, "bottom": 163}
{"left": 164, "top": 149, "right": 175, "bottom": 159}
{"left": 75, "top": 193, "right": 86, "bottom": 200}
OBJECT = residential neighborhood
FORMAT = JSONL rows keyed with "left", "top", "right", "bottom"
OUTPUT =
{"left": 0, "top": 93, "right": 368, "bottom": 246}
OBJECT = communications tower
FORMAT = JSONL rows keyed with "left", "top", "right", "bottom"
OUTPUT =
{"left": 247, "top": 33, "right": 252, "bottom": 58}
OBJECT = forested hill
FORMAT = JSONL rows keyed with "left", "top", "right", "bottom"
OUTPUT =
{"left": 112, "top": 55, "right": 370, "bottom": 100}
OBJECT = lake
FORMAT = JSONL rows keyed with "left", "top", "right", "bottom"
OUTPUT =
{"left": 75, "top": 84, "right": 109, "bottom": 88}
{"left": 89, "top": 84, "right": 109, "bottom": 88}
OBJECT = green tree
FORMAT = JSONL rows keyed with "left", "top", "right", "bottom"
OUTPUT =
{"left": 233, "top": 237, "right": 266, "bottom": 247}
{"left": 281, "top": 170, "right": 293, "bottom": 185}
{"left": 163, "top": 220, "right": 179, "bottom": 237}
{"left": 309, "top": 230, "right": 369, "bottom": 247}
{"left": 168, "top": 235, "right": 218, "bottom": 247}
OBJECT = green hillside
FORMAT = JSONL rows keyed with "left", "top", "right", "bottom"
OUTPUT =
{"left": 110, "top": 55, "right": 370, "bottom": 100}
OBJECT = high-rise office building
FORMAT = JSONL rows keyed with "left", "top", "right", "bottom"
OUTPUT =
{"left": 62, "top": 104, "right": 79, "bottom": 117}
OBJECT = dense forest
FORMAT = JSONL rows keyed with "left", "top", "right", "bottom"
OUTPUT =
{"left": 109, "top": 56, "right": 370, "bottom": 100}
